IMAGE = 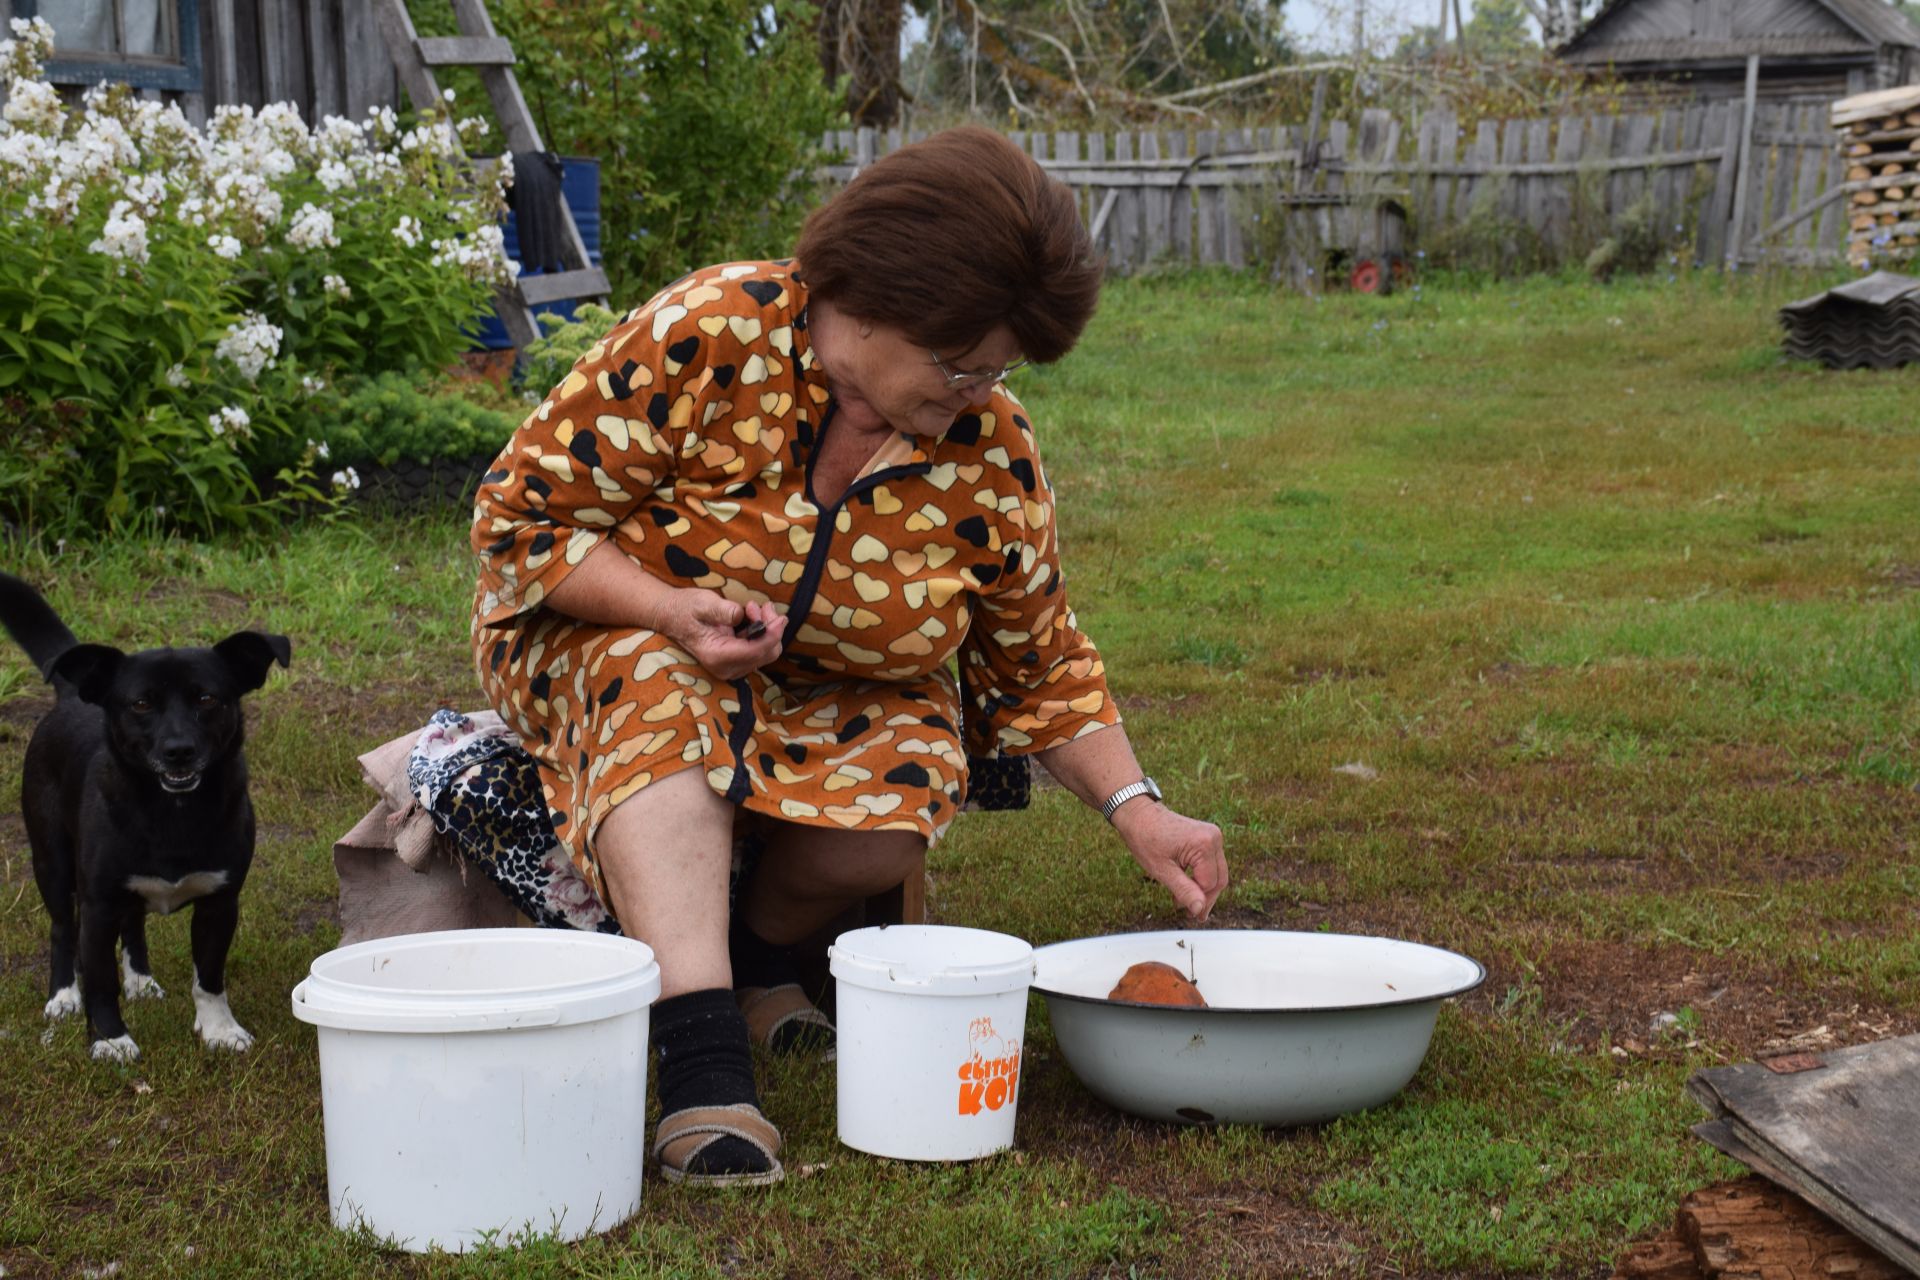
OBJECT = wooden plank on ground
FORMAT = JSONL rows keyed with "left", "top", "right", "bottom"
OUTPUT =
{"left": 1686, "top": 1035, "right": 1920, "bottom": 1274}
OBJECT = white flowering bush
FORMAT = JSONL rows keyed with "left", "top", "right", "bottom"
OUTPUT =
{"left": 0, "top": 17, "right": 516, "bottom": 536}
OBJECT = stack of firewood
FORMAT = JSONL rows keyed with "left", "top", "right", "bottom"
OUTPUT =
{"left": 1836, "top": 86, "right": 1920, "bottom": 268}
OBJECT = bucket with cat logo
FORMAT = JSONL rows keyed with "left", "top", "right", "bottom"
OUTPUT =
{"left": 829, "top": 924, "right": 1034, "bottom": 1160}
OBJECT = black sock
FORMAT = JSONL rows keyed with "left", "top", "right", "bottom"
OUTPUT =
{"left": 652, "top": 988, "right": 769, "bottom": 1177}
{"left": 728, "top": 912, "right": 801, "bottom": 991}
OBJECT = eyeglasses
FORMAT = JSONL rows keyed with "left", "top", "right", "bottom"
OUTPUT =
{"left": 927, "top": 348, "right": 1029, "bottom": 390}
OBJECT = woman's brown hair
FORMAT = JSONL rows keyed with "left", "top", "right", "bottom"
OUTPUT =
{"left": 793, "top": 126, "right": 1102, "bottom": 364}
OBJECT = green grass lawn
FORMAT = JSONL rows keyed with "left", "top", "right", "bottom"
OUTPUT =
{"left": 2, "top": 266, "right": 1917, "bottom": 1278}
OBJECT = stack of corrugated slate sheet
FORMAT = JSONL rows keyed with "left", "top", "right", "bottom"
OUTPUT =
{"left": 1778, "top": 270, "right": 1920, "bottom": 369}
{"left": 1835, "top": 85, "right": 1920, "bottom": 269}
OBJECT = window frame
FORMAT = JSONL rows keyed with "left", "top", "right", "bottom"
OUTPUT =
{"left": 15, "top": 0, "right": 203, "bottom": 92}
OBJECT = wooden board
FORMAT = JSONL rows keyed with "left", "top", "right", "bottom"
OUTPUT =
{"left": 1687, "top": 1035, "right": 1920, "bottom": 1275}
{"left": 1833, "top": 85, "right": 1920, "bottom": 127}
{"left": 1112, "top": 131, "right": 1137, "bottom": 271}
{"left": 1611, "top": 1176, "right": 1908, "bottom": 1280}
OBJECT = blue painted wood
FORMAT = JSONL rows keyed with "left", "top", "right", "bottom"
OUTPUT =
{"left": 21, "top": 0, "right": 203, "bottom": 92}
{"left": 473, "top": 155, "right": 603, "bottom": 350}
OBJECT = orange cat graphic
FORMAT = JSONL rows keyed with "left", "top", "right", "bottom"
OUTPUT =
{"left": 957, "top": 1016, "right": 1021, "bottom": 1116}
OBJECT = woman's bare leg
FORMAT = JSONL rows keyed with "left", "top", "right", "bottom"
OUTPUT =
{"left": 594, "top": 769, "right": 780, "bottom": 1182}
{"left": 592, "top": 767, "right": 735, "bottom": 998}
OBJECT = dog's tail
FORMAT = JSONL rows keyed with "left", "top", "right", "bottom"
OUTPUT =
{"left": 0, "top": 572, "right": 79, "bottom": 679}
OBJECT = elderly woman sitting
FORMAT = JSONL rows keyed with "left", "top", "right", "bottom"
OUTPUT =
{"left": 470, "top": 126, "right": 1227, "bottom": 1187}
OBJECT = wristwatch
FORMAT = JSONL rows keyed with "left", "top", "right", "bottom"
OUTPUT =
{"left": 1100, "top": 776, "right": 1162, "bottom": 822}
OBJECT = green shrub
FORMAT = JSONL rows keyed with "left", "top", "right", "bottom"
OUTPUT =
{"left": 0, "top": 19, "right": 510, "bottom": 537}
{"left": 518, "top": 303, "right": 623, "bottom": 399}
{"left": 411, "top": 0, "right": 842, "bottom": 304}
{"left": 248, "top": 372, "right": 521, "bottom": 479}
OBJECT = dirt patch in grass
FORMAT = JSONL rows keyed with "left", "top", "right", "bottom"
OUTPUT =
{"left": 1115, "top": 692, "right": 1212, "bottom": 715}
{"left": 138, "top": 581, "right": 255, "bottom": 621}
{"left": 0, "top": 693, "right": 54, "bottom": 731}
{"left": 1018, "top": 1058, "right": 1395, "bottom": 1277}
{"left": 1458, "top": 934, "right": 1916, "bottom": 1060}
{"left": 1878, "top": 562, "right": 1920, "bottom": 590}
{"left": 294, "top": 900, "right": 341, "bottom": 938}
{"left": 1280, "top": 661, "right": 1385, "bottom": 685}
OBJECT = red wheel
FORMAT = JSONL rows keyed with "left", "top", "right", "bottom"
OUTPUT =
{"left": 1390, "top": 254, "right": 1416, "bottom": 289}
{"left": 1349, "top": 258, "right": 1385, "bottom": 294}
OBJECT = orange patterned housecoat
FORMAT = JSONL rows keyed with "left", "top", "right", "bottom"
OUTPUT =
{"left": 471, "top": 260, "right": 1121, "bottom": 897}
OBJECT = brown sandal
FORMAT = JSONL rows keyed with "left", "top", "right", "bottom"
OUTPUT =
{"left": 736, "top": 984, "right": 836, "bottom": 1057}
{"left": 653, "top": 1102, "right": 785, "bottom": 1188}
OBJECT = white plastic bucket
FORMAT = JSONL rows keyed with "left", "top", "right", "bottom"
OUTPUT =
{"left": 829, "top": 924, "right": 1035, "bottom": 1161}
{"left": 290, "top": 928, "right": 661, "bottom": 1252}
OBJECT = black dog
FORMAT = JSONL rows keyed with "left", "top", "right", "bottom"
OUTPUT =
{"left": 0, "top": 572, "right": 290, "bottom": 1061}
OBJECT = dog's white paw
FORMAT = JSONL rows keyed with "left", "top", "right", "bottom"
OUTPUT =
{"left": 193, "top": 984, "right": 253, "bottom": 1053}
{"left": 45, "top": 984, "right": 82, "bottom": 1020}
{"left": 91, "top": 1034, "right": 140, "bottom": 1062}
{"left": 122, "top": 958, "right": 166, "bottom": 1002}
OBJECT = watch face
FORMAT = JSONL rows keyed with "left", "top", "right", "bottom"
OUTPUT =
{"left": 1144, "top": 777, "right": 1163, "bottom": 801}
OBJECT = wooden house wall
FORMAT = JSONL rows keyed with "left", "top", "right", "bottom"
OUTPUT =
{"left": 1564, "top": 0, "right": 1918, "bottom": 96}
{"left": 0, "top": 0, "right": 398, "bottom": 125}
{"left": 1581, "top": 0, "right": 1861, "bottom": 45}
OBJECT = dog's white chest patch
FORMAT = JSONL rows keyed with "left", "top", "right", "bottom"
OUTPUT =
{"left": 124, "top": 870, "right": 229, "bottom": 914}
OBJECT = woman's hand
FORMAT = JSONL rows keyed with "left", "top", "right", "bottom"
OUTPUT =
{"left": 1112, "top": 801, "right": 1228, "bottom": 921}
{"left": 664, "top": 591, "right": 787, "bottom": 682}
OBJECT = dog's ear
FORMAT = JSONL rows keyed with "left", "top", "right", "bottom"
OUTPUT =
{"left": 215, "top": 632, "right": 293, "bottom": 692}
{"left": 48, "top": 643, "right": 125, "bottom": 705}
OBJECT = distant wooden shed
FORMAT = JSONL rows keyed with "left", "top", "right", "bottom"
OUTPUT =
{"left": 0, "top": 0, "right": 398, "bottom": 126}
{"left": 1559, "top": 0, "right": 1920, "bottom": 99}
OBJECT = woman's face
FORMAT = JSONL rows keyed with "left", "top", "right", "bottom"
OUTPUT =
{"left": 826, "top": 319, "right": 1025, "bottom": 439}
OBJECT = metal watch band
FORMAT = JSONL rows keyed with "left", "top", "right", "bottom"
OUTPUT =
{"left": 1100, "top": 777, "right": 1160, "bottom": 821}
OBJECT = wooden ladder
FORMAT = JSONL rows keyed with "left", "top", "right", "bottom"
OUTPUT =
{"left": 369, "top": 0, "right": 611, "bottom": 347}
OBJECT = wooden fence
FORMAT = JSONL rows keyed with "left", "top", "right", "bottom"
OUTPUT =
{"left": 823, "top": 98, "right": 1846, "bottom": 274}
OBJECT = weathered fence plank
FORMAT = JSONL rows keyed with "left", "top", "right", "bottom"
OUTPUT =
{"left": 817, "top": 104, "right": 1843, "bottom": 274}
